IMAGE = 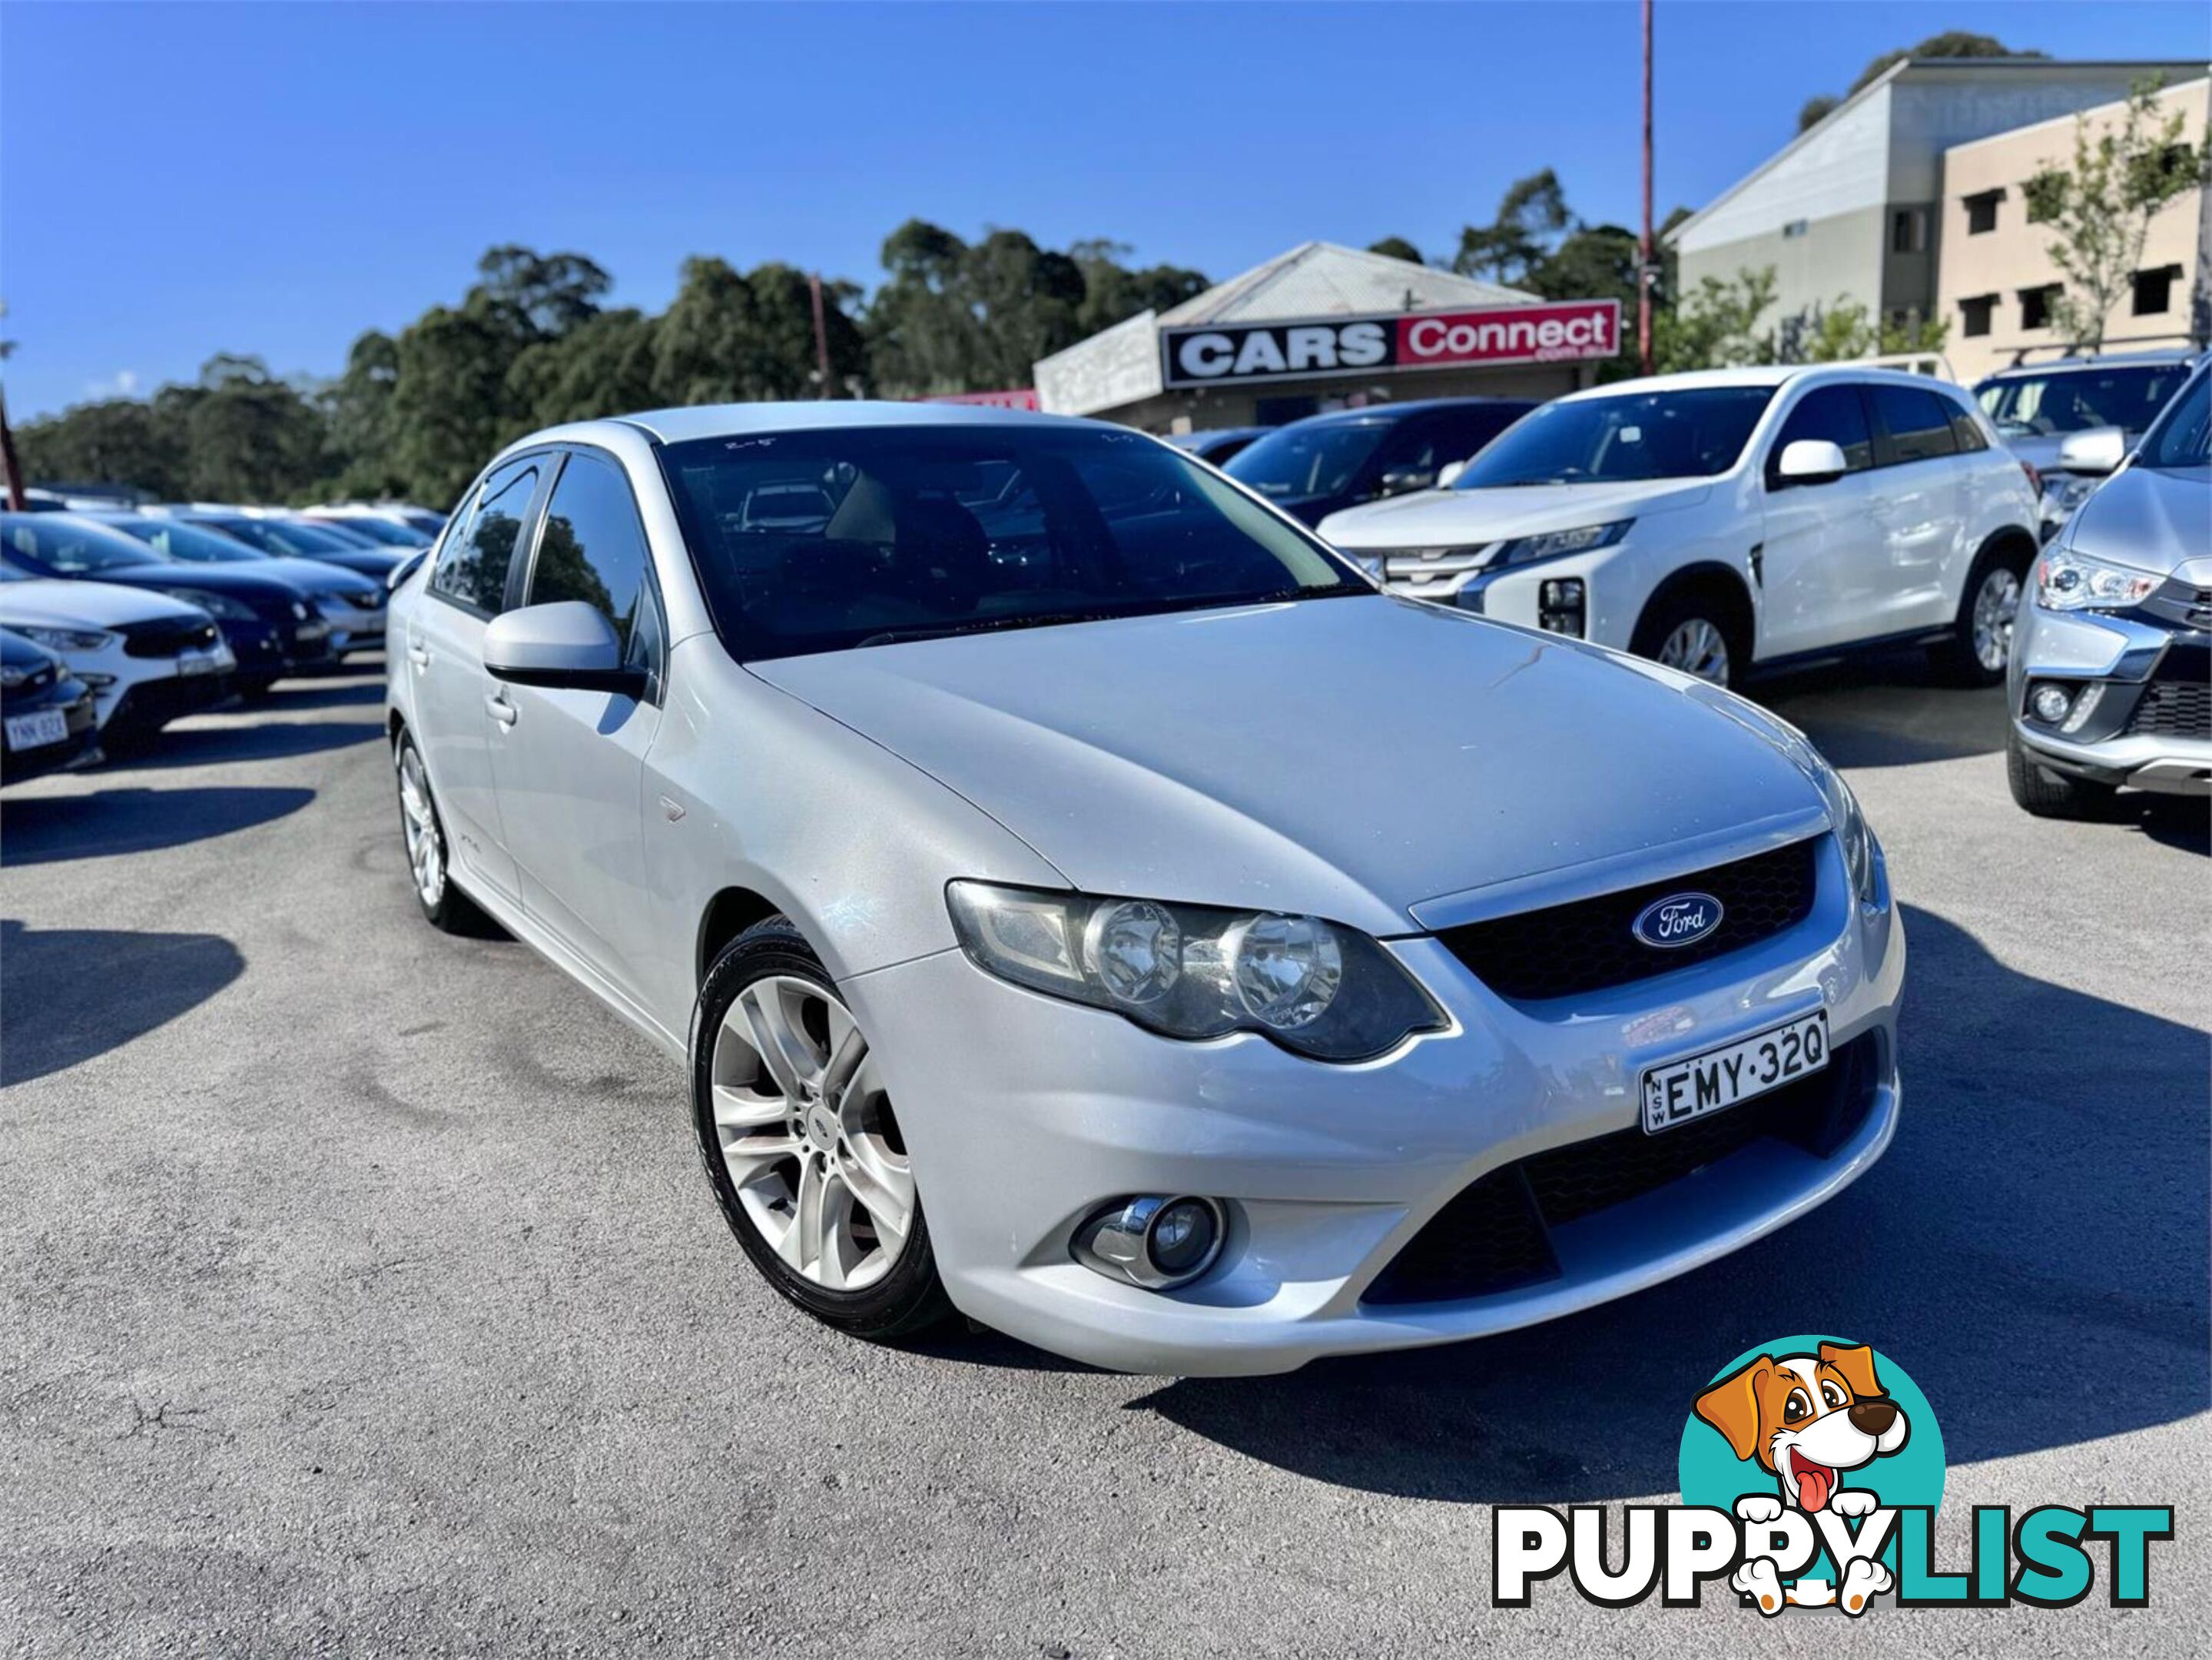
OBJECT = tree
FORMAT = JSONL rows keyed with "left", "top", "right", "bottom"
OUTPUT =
{"left": 1366, "top": 236, "right": 1425, "bottom": 266}
{"left": 1454, "top": 169, "right": 1571, "bottom": 286}
{"left": 1798, "top": 32, "right": 2045, "bottom": 131}
{"left": 1797, "top": 298, "right": 1950, "bottom": 363}
{"left": 2022, "top": 77, "right": 2210, "bottom": 352}
{"left": 653, "top": 257, "right": 865, "bottom": 407}
{"left": 1654, "top": 268, "right": 1779, "bottom": 373}
{"left": 1070, "top": 240, "right": 1209, "bottom": 335}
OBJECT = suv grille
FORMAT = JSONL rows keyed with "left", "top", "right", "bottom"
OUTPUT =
{"left": 2125, "top": 680, "right": 2211, "bottom": 741}
{"left": 1363, "top": 1032, "right": 1881, "bottom": 1306}
{"left": 1438, "top": 838, "right": 1820, "bottom": 1003}
{"left": 117, "top": 616, "right": 221, "bottom": 659}
{"left": 2140, "top": 573, "right": 2212, "bottom": 633}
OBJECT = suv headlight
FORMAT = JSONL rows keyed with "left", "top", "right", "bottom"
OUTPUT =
{"left": 2035, "top": 546, "right": 2158, "bottom": 613}
{"left": 1491, "top": 520, "right": 1631, "bottom": 569}
{"left": 166, "top": 587, "right": 258, "bottom": 621}
{"left": 13, "top": 625, "right": 114, "bottom": 652}
{"left": 947, "top": 882, "right": 1444, "bottom": 1062}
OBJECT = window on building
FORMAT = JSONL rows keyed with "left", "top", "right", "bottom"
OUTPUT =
{"left": 1964, "top": 191, "right": 2003, "bottom": 235}
{"left": 1782, "top": 219, "right": 1809, "bottom": 240}
{"left": 1959, "top": 294, "right": 1997, "bottom": 338}
{"left": 2018, "top": 284, "right": 2061, "bottom": 331}
{"left": 1891, "top": 208, "right": 1928, "bottom": 253}
{"left": 2133, "top": 265, "right": 2180, "bottom": 316}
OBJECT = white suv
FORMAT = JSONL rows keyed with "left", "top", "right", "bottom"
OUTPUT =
{"left": 1318, "top": 367, "right": 2041, "bottom": 687}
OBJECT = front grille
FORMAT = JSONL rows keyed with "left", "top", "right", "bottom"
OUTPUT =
{"left": 116, "top": 616, "right": 221, "bottom": 659}
{"left": 1363, "top": 1032, "right": 1880, "bottom": 1306}
{"left": 1380, "top": 546, "right": 1491, "bottom": 604}
{"left": 1438, "top": 837, "right": 1820, "bottom": 1003}
{"left": 2125, "top": 680, "right": 2211, "bottom": 740}
{"left": 2139, "top": 573, "right": 2212, "bottom": 633}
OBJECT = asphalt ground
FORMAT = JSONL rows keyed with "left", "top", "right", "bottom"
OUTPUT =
{"left": 2, "top": 652, "right": 2205, "bottom": 1658}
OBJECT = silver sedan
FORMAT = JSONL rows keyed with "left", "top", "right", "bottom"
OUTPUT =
{"left": 384, "top": 402, "right": 1905, "bottom": 1376}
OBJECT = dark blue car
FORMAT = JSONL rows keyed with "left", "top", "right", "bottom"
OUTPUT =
{"left": 1223, "top": 397, "right": 1539, "bottom": 526}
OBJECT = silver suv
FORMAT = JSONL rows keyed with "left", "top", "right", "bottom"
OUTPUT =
{"left": 2008, "top": 360, "right": 2210, "bottom": 816}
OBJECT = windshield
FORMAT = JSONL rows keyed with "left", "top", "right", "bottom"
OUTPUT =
{"left": 1452, "top": 387, "right": 1775, "bottom": 487}
{"left": 660, "top": 424, "right": 1368, "bottom": 659}
{"left": 1224, "top": 421, "right": 1389, "bottom": 499}
{"left": 2137, "top": 367, "right": 2210, "bottom": 470}
{"left": 104, "top": 516, "right": 263, "bottom": 563}
{"left": 1976, "top": 365, "right": 2190, "bottom": 439}
{"left": 0, "top": 513, "right": 171, "bottom": 574}
{"left": 310, "top": 514, "right": 424, "bottom": 546}
{"left": 194, "top": 516, "right": 357, "bottom": 556}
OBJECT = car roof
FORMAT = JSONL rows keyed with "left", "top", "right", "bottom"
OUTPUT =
{"left": 1976, "top": 349, "right": 2202, "bottom": 382}
{"left": 593, "top": 400, "right": 1097, "bottom": 447}
{"left": 1552, "top": 364, "right": 1971, "bottom": 403}
{"left": 1275, "top": 397, "right": 1540, "bottom": 430}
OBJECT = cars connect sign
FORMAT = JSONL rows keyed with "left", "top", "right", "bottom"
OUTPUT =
{"left": 1160, "top": 300, "right": 1620, "bottom": 388}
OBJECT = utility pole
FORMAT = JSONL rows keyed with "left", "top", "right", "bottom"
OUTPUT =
{"left": 1639, "top": 0, "right": 1657, "bottom": 377}
{"left": 808, "top": 272, "right": 834, "bottom": 398}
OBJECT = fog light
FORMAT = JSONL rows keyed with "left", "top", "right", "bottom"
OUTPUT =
{"left": 1538, "top": 577, "right": 1586, "bottom": 636}
{"left": 1072, "top": 1194, "right": 1225, "bottom": 1290}
{"left": 2029, "top": 682, "right": 2074, "bottom": 724}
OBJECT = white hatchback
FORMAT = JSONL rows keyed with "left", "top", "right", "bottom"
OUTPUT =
{"left": 1319, "top": 367, "right": 2041, "bottom": 687}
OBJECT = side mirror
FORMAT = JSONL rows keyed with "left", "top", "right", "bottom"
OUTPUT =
{"left": 482, "top": 601, "right": 644, "bottom": 696}
{"left": 1776, "top": 439, "right": 1849, "bottom": 486}
{"left": 1376, "top": 466, "right": 1438, "bottom": 497}
{"left": 386, "top": 549, "right": 429, "bottom": 593}
{"left": 1436, "top": 459, "right": 1468, "bottom": 489}
{"left": 2056, "top": 426, "right": 2127, "bottom": 476}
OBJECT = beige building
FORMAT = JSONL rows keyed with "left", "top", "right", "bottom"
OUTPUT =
{"left": 1938, "top": 78, "right": 2210, "bottom": 382}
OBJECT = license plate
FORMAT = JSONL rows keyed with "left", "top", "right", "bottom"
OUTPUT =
{"left": 178, "top": 654, "right": 222, "bottom": 676}
{"left": 5, "top": 709, "right": 70, "bottom": 750}
{"left": 1641, "top": 1011, "right": 1829, "bottom": 1135}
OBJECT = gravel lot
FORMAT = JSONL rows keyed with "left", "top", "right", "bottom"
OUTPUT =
{"left": 3, "top": 654, "right": 2205, "bottom": 1658}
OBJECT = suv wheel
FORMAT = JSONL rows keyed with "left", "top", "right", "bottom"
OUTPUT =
{"left": 691, "top": 917, "right": 953, "bottom": 1341}
{"left": 1932, "top": 545, "right": 2030, "bottom": 686}
{"left": 1633, "top": 591, "right": 1744, "bottom": 688}
{"left": 2006, "top": 728, "right": 2116, "bottom": 818}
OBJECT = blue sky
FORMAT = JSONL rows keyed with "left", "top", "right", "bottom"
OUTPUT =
{"left": 5, "top": 0, "right": 2207, "bottom": 417}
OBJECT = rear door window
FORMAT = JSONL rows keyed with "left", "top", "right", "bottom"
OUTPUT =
{"left": 430, "top": 456, "right": 542, "bottom": 615}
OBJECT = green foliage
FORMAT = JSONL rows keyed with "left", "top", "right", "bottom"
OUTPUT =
{"left": 2022, "top": 77, "right": 2210, "bottom": 351}
{"left": 14, "top": 227, "right": 1203, "bottom": 505}
{"left": 1453, "top": 168, "right": 1572, "bottom": 287}
{"left": 1365, "top": 236, "right": 1425, "bottom": 266}
{"left": 1798, "top": 298, "right": 1948, "bottom": 363}
{"left": 1653, "top": 268, "right": 1780, "bottom": 374}
{"left": 1799, "top": 32, "right": 2045, "bottom": 131}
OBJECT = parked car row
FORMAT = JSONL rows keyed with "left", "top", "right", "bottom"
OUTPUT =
{"left": 0, "top": 500, "right": 438, "bottom": 779}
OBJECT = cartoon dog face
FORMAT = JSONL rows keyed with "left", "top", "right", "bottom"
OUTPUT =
{"left": 1695, "top": 1342, "right": 1909, "bottom": 1512}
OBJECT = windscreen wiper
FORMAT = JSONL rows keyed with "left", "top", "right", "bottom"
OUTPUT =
{"left": 856, "top": 610, "right": 1130, "bottom": 649}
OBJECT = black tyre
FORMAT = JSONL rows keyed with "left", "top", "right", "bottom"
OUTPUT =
{"left": 691, "top": 916, "right": 952, "bottom": 1341}
{"left": 2006, "top": 728, "right": 2117, "bottom": 819}
{"left": 1631, "top": 586, "right": 1747, "bottom": 689}
{"left": 392, "top": 730, "right": 492, "bottom": 933}
{"left": 236, "top": 674, "right": 281, "bottom": 702}
{"left": 1930, "top": 542, "right": 2031, "bottom": 686}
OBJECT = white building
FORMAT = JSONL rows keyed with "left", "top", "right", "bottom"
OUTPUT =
{"left": 1034, "top": 241, "right": 1617, "bottom": 432}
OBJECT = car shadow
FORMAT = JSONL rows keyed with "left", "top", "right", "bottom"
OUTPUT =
{"left": 0, "top": 918, "right": 244, "bottom": 1085}
{"left": 1751, "top": 649, "right": 2008, "bottom": 769}
{"left": 1121, "top": 904, "right": 2207, "bottom": 1502}
{"left": 0, "top": 785, "right": 314, "bottom": 865}
{"left": 100, "top": 720, "right": 381, "bottom": 772}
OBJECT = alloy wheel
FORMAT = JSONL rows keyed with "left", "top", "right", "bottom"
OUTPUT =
{"left": 1657, "top": 617, "right": 1732, "bottom": 685}
{"left": 396, "top": 743, "right": 445, "bottom": 906}
{"left": 709, "top": 975, "right": 914, "bottom": 1292}
{"left": 1972, "top": 567, "right": 2021, "bottom": 672}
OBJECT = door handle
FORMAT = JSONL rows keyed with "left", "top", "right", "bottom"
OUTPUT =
{"left": 484, "top": 692, "right": 517, "bottom": 727}
{"left": 406, "top": 643, "right": 430, "bottom": 668}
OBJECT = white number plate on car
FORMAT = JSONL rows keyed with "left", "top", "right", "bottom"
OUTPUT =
{"left": 4, "top": 709, "right": 69, "bottom": 750}
{"left": 1641, "top": 1010, "right": 1828, "bottom": 1135}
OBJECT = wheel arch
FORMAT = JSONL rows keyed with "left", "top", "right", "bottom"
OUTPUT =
{"left": 1633, "top": 561, "right": 1757, "bottom": 653}
{"left": 696, "top": 886, "right": 788, "bottom": 990}
{"left": 1972, "top": 522, "right": 2040, "bottom": 578}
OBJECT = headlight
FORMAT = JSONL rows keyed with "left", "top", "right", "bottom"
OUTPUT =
{"left": 947, "top": 882, "right": 1444, "bottom": 1062}
{"left": 0, "top": 663, "right": 27, "bottom": 689}
{"left": 1491, "top": 520, "right": 1631, "bottom": 569}
{"left": 13, "top": 625, "right": 114, "bottom": 652}
{"left": 2035, "top": 546, "right": 2158, "bottom": 612}
{"left": 1812, "top": 762, "right": 1878, "bottom": 908}
{"left": 2038, "top": 475, "right": 2097, "bottom": 522}
{"left": 166, "top": 587, "right": 258, "bottom": 621}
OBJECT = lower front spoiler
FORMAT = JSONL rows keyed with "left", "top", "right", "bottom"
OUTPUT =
{"left": 2011, "top": 723, "right": 2212, "bottom": 797}
{"left": 948, "top": 1071, "right": 1899, "bottom": 1377}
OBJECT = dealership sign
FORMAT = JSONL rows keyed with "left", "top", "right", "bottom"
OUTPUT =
{"left": 1160, "top": 300, "right": 1620, "bottom": 389}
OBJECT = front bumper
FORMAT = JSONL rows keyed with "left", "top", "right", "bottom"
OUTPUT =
{"left": 838, "top": 835, "right": 1904, "bottom": 1376}
{"left": 2008, "top": 602, "right": 2211, "bottom": 796}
